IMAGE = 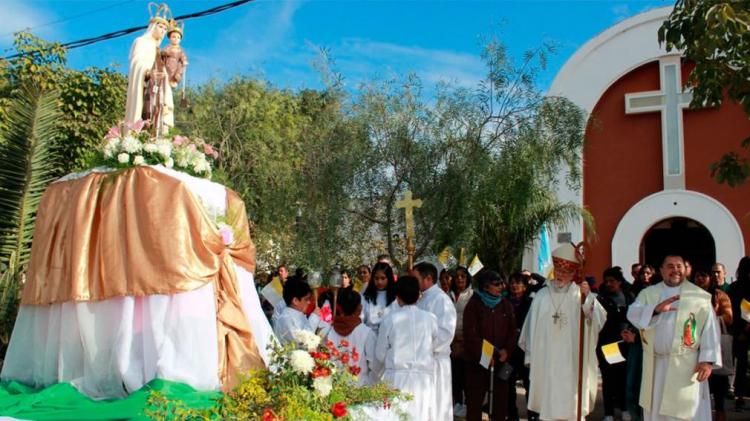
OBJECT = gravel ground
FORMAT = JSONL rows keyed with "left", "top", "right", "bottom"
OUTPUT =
{"left": 455, "top": 379, "right": 750, "bottom": 420}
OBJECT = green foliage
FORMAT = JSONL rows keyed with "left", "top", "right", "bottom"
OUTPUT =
{"left": 0, "top": 256, "right": 21, "bottom": 359}
{"left": 0, "top": 84, "right": 61, "bottom": 269}
{"left": 147, "top": 335, "right": 406, "bottom": 420}
{"left": 0, "top": 84, "right": 61, "bottom": 355}
{"left": 660, "top": 1, "right": 750, "bottom": 185}
{"left": 176, "top": 76, "right": 369, "bottom": 271}
{"left": 344, "top": 39, "right": 588, "bottom": 272}
{"left": 177, "top": 78, "right": 306, "bottom": 268}
{"left": 56, "top": 67, "right": 126, "bottom": 172}
{"left": 0, "top": 32, "right": 126, "bottom": 175}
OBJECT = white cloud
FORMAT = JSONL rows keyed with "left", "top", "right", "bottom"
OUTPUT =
{"left": 190, "top": 2, "right": 486, "bottom": 92}
{"left": 217, "top": 0, "right": 304, "bottom": 63}
{"left": 0, "top": 0, "right": 56, "bottom": 46}
{"left": 318, "top": 38, "right": 486, "bottom": 89}
{"left": 611, "top": 4, "right": 632, "bottom": 23}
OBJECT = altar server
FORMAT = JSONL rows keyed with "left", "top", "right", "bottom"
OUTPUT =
{"left": 375, "top": 275, "right": 438, "bottom": 420}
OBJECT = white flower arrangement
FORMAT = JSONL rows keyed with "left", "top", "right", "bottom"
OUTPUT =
{"left": 289, "top": 349, "right": 316, "bottom": 375}
{"left": 312, "top": 375, "right": 333, "bottom": 397}
{"left": 292, "top": 329, "right": 322, "bottom": 352}
{"left": 96, "top": 121, "right": 219, "bottom": 179}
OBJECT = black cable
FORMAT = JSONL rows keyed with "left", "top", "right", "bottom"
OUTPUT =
{"left": 3, "top": 0, "right": 255, "bottom": 60}
{"left": 0, "top": 0, "right": 135, "bottom": 38}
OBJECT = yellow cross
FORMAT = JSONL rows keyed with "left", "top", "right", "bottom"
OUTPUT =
{"left": 396, "top": 190, "right": 422, "bottom": 239}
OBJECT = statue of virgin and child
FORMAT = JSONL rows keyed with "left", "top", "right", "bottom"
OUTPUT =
{"left": 124, "top": 3, "right": 188, "bottom": 135}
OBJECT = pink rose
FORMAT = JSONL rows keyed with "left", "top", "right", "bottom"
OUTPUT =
{"left": 105, "top": 126, "right": 121, "bottom": 140}
{"left": 129, "top": 120, "right": 146, "bottom": 133}
{"left": 219, "top": 226, "right": 234, "bottom": 245}
{"left": 173, "top": 135, "right": 186, "bottom": 146}
{"left": 203, "top": 144, "right": 215, "bottom": 155}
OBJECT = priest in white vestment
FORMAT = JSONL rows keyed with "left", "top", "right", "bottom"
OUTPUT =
{"left": 519, "top": 243, "right": 606, "bottom": 420}
{"left": 413, "top": 262, "right": 457, "bottom": 421}
{"left": 375, "top": 275, "right": 439, "bottom": 421}
{"left": 274, "top": 278, "right": 329, "bottom": 344}
{"left": 627, "top": 255, "right": 721, "bottom": 421}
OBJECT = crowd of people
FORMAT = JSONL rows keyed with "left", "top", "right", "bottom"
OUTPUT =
{"left": 257, "top": 250, "right": 750, "bottom": 421}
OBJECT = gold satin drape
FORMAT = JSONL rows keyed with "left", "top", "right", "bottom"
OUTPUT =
{"left": 22, "top": 167, "right": 263, "bottom": 389}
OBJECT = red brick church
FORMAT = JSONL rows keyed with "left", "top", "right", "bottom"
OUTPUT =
{"left": 524, "top": 6, "right": 750, "bottom": 280}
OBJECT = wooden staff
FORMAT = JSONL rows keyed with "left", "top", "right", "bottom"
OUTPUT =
{"left": 577, "top": 290, "right": 585, "bottom": 421}
{"left": 575, "top": 243, "right": 587, "bottom": 421}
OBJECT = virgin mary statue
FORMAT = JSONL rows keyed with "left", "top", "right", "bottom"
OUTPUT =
{"left": 124, "top": 11, "right": 174, "bottom": 134}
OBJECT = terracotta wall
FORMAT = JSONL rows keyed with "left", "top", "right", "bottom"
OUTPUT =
{"left": 582, "top": 60, "right": 750, "bottom": 279}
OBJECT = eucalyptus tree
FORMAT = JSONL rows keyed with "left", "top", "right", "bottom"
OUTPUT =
{"left": 344, "top": 39, "right": 590, "bottom": 272}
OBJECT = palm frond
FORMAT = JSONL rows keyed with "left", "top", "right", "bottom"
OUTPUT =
{"left": 0, "top": 84, "right": 61, "bottom": 270}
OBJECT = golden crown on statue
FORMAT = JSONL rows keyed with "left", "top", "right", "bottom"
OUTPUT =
{"left": 167, "top": 19, "right": 185, "bottom": 36}
{"left": 148, "top": 2, "right": 172, "bottom": 27}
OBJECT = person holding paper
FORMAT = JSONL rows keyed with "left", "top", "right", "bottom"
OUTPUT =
{"left": 627, "top": 255, "right": 721, "bottom": 421}
{"left": 728, "top": 256, "right": 750, "bottom": 411}
{"left": 462, "top": 270, "right": 517, "bottom": 420}
{"left": 413, "top": 262, "right": 457, "bottom": 421}
{"left": 596, "top": 266, "right": 635, "bottom": 421}
{"left": 518, "top": 243, "right": 606, "bottom": 420}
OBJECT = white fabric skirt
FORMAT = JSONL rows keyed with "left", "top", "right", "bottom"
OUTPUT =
{"left": 0, "top": 265, "right": 275, "bottom": 399}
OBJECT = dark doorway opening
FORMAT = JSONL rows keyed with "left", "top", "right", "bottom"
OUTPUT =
{"left": 640, "top": 217, "right": 716, "bottom": 273}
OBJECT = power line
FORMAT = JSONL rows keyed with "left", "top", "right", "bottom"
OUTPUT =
{"left": 2, "top": 0, "right": 255, "bottom": 60}
{"left": 0, "top": 1, "right": 135, "bottom": 38}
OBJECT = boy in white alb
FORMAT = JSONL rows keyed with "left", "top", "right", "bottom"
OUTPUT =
{"left": 375, "top": 275, "right": 439, "bottom": 420}
{"left": 326, "top": 288, "right": 380, "bottom": 385}
{"left": 274, "top": 278, "right": 329, "bottom": 344}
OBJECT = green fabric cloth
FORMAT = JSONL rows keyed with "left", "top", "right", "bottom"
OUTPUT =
{"left": 0, "top": 379, "right": 221, "bottom": 420}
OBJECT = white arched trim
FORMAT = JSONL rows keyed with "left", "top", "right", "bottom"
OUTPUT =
{"left": 611, "top": 190, "right": 745, "bottom": 277}
{"left": 545, "top": 6, "right": 675, "bottom": 247}
{"left": 548, "top": 6, "right": 674, "bottom": 114}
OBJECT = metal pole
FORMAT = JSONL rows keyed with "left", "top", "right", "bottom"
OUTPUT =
{"left": 489, "top": 364, "right": 494, "bottom": 419}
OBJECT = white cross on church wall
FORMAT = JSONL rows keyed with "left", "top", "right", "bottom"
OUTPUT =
{"left": 624, "top": 56, "right": 693, "bottom": 190}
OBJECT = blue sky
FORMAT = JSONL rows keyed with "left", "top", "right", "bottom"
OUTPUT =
{"left": 0, "top": 0, "right": 668, "bottom": 92}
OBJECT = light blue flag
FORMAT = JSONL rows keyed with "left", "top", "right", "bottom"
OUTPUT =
{"left": 537, "top": 223, "right": 552, "bottom": 277}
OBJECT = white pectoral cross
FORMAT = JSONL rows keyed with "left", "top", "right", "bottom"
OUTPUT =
{"left": 624, "top": 56, "right": 693, "bottom": 190}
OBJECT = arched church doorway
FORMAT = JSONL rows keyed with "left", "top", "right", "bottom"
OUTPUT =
{"left": 640, "top": 217, "right": 716, "bottom": 273}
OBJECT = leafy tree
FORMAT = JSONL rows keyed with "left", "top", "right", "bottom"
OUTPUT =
{"left": 0, "top": 32, "right": 126, "bottom": 175}
{"left": 660, "top": 1, "right": 750, "bottom": 186}
{"left": 344, "top": 39, "right": 590, "bottom": 272}
{"left": 345, "top": 75, "right": 482, "bottom": 267}
{"left": 177, "top": 78, "right": 366, "bottom": 272}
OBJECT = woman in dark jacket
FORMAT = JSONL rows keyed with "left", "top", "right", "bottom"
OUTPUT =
{"left": 462, "top": 270, "right": 517, "bottom": 421}
{"left": 596, "top": 267, "right": 635, "bottom": 421}
{"left": 506, "top": 272, "right": 534, "bottom": 421}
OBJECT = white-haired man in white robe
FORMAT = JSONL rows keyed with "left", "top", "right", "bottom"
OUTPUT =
{"left": 519, "top": 243, "right": 606, "bottom": 420}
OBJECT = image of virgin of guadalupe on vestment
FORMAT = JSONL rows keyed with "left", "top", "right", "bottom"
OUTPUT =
{"left": 0, "top": 167, "right": 276, "bottom": 399}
